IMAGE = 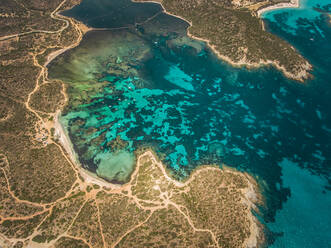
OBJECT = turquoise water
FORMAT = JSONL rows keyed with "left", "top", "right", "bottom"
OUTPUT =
{"left": 263, "top": 0, "right": 330, "bottom": 35}
{"left": 262, "top": 1, "right": 331, "bottom": 246}
{"left": 48, "top": 0, "right": 331, "bottom": 246}
{"left": 268, "top": 159, "right": 331, "bottom": 247}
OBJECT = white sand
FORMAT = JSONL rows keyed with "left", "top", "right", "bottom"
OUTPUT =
{"left": 257, "top": 0, "right": 300, "bottom": 17}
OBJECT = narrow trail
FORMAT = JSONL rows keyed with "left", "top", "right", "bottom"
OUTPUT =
{"left": 0, "top": 1, "right": 259, "bottom": 247}
{"left": 63, "top": 234, "right": 93, "bottom": 248}
{"left": 22, "top": 0, "right": 85, "bottom": 182}
{"left": 0, "top": 0, "right": 69, "bottom": 42}
{"left": 67, "top": 200, "right": 88, "bottom": 232}
{"left": 96, "top": 151, "right": 221, "bottom": 247}
{"left": 111, "top": 212, "right": 155, "bottom": 248}
{"left": 170, "top": 202, "right": 219, "bottom": 247}
{"left": 95, "top": 200, "right": 107, "bottom": 248}
{"left": 0, "top": 167, "right": 46, "bottom": 208}
{"left": 0, "top": 1, "right": 94, "bottom": 245}
{"left": 27, "top": 209, "right": 52, "bottom": 242}
{"left": 0, "top": 210, "right": 48, "bottom": 222}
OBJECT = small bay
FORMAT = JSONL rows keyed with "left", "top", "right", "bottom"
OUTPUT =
{"left": 48, "top": 0, "right": 331, "bottom": 246}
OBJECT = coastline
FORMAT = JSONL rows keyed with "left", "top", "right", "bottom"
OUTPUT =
{"left": 186, "top": 33, "right": 311, "bottom": 83}
{"left": 53, "top": 104, "right": 264, "bottom": 247}
{"left": 54, "top": 111, "right": 116, "bottom": 188}
{"left": 135, "top": 151, "right": 265, "bottom": 248}
{"left": 0, "top": 0, "right": 271, "bottom": 246}
{"left": 54, "top": 111, "right": 77, "bottom": 167}
{"left": 53, "top": 95, "right": 264, "bottom": 248}
{"left": 44, "top": 21, "right": 92, "bottom": 68}
{"left": 257, "top": 0, "right": 300, "bottom": 17}
{"left": 186, "top": 164, "right": 265, "bottom": 248}
{"left": 43, "top": 6, "right": 118, "bottom": 189}
{"left": 48, "top": 3, "right": 265, "bottom": 246}
{"left": 135, "top": 0, "right": 310, "bottom": 82}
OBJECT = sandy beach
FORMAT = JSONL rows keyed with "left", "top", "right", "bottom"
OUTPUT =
{"left": 54, "top": 112, "right": 77, "bottom": 165}
{"left": 49, "top": 3, "right": 265, "bottom": 245}
{"left": 257, "top": 0, "right": 300, "bottom": 17}
{"left": 54, "top": 111, "right": 117, "bottom": 188}
{"left": 53, "top": 105, "right": 263, "bottom": 248}
{"left": 42, "top": 6, "right": 116, "bottom": 189}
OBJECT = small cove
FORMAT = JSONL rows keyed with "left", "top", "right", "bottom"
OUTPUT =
{"left": 48, "top": 0, "right": 331, "bottom": 246}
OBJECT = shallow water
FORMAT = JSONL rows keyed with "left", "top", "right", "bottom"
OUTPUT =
{"left": 263, "top": 0, "right": 330, "bottom": 34}
{"left": 268, "top": 159, "right": 331, "bottom": 247}
{"left": 262, "top": 1, "right": 331, "bottom": 246}
{"left": 49, "top": 0, "right": 331, "bottom": 246}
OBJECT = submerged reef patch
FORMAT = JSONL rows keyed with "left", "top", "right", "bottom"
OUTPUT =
{"left": 48, "top": 0, "right": 331, "bottom": 228}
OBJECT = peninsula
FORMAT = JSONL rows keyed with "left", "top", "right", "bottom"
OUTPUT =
{"left": 0, "top": 0, "right": 268, "bottom": 247}
{"left": 2, "top": 0, "right": 318, "bottom": 247}
{"left": 0, "top": 149, "right": 264, "bottom": 248}
{"left": 136, "top": 0, "right": 311, "bottom": 82}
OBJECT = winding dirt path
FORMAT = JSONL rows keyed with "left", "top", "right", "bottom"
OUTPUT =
{"left": 0, "top": 1, "right": 260, "bottom": 247}
{"left": 0, "top": 0, "right": 69, "bottom": 42}
{"left": 0, "top": 0, "right": 91, "bottom": 245}
{"left": 111, "top": 212, "right": 155, "bottom": 248}
{"left": 93, "top": 150, "right": 221, "bottom": 247}
{"left": 0, "top": 167, "right": 46, "bottom": 208}
{"left": 95, "top": 200, "right": 107, "bottom": 248}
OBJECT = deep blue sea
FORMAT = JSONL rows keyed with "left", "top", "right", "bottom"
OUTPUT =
{"left": 48, "top": 0, "right": 331, "bottom": 246}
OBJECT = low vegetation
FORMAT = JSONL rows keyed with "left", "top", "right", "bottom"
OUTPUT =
{"left": 137, "top": 0, "right": 311, "bottom": 81}
{"left": 0, "top": 0, "right": 265, "bottom": 247}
